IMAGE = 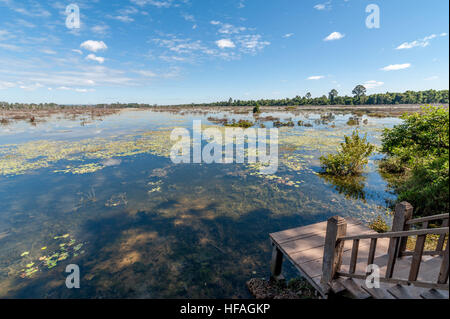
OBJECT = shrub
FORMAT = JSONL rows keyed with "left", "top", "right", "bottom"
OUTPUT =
{"left": 380, "top": 105, "right": 449, "bottom": 216}
{"left": 320, "top": 130, "right": 375, "bottom": 176}
{"left": 224, "top": 119, "right": 254, "bottom": 128}
{"left": 369, "top": 215, "right": 390, "bottom": 233}
{"left": 253, "top": 104, "right": 261, "bottom": 114}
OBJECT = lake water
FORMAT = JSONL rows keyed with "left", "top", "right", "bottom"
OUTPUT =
{"left": 0, "top": 108, "right": 402, "bottom": 298}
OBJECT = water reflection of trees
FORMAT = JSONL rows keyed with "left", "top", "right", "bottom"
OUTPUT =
{"left": 320, "top": 173, "right": 367, "bottom": 201}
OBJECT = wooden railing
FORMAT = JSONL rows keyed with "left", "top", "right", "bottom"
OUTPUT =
{"left": 321, "top": 202, "right": 449, "bottom": 290}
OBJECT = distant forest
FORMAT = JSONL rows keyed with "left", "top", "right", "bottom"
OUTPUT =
{"left": 1, "top": 88, "right": 448, "bottom": 109}
{"left": 200, "top": 88, "right": 449, "bottom": 107}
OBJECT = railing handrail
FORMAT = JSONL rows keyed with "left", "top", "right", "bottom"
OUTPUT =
{"left": 338, "top": 227, "right": 449, "bottom": 242}
{"left": 321, "top": 203, "right": 449, "bottom": 294}
{"left": 405, "top": 213, "right": 449, "bottom": 226}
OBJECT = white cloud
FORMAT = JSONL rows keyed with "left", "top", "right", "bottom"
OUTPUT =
{"left": 19, "top": 82, "right": 44, "bottom": 91}
{"left": 86, "top": 54, "right": 105, "bottom": 64}
{"left": 135, "top": 70, "right": 157, "bottom": 77}
{"left": 396, "top": 34, "right": 436, "bottom": 50}
{"left": 0, "top": 43, "right": 22, "bottom": 51}
{"left": 0, "top": 29, "right": 15, "bottom": 41}
{"left": 55, "top": 86, "right": 94, "bottom": 93}
{"left": 363, "top": 80, "right": 384, "bottom": 89}
{"left": 210, "top": 21, "right": 246, "bottom": 34}
{"left": 324, "top": 32, "right": 344, "bottom": 41}
{"left": 381, "top": 63, "right": 411, "bottom": 71}
{"left": 112, "top": 15, "right": 135, "bottom": 23}
{"left": 131, "top": 0, "right": 173, "bottom": 8}
{"left": 236, "top": 35, "right": 270, "bottom": 54}
{"left": 92, "top": 25, "right": 109, "bottom": 35}
{"left": 314, "top": 4, "right": 326, "bottom": 10}
{"left": 0, "top": 81, "right": 16, "bottom": 90}
{"left": 80, "top": 40, "right": 108, "bottom": 52}
{"left": 283, "top": 33, "right": 294, "bottom": 38}
{"left": 396, "top": 33, "right": 447, "bottom": 50}
{"left": 307, "top": 75, "right": 325, "bottom": 80}
{"left": 314, "top": 2, "right": 331, "bottom": 10}
{"left": 72, "top": 49, "right": 83, "bottom": 55}
{"left": 183, "top": 14, "right": 195, "bottom": 22}
{"left": 424, "top": 75, "right": 439, "bottom": 81}
{"left": 41, "top": 49, "right": 56, "bottom": 55}
{"left": 216, "top": 39, "right": 235, "bottom": 49}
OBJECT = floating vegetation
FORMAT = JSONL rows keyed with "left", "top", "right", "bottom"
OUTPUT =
{"left": 347, "top": 117, "right": 360, "bottom": 126}
{"left": 105, "top": 193, "right": 128, "bottom": 207}
{"left": 297, "top": 120, "right": 313, "bottom": 127}
{"left": 224, "top": 119, "right": 254, "bottom": 128}
{"left": 0, "top": 129, "right": 173, "bottom": 176}
{"left": 18, "top": 234, "right": 85, "bottom": 278}
{"left": 54, "top": 163, "right": 105, "bottom": 175}
{"left": 246, "top": 162, "right": 304, "bottom": 188}
{"left": 273, "top": 120, "right": 295, "bottom": 127}
{"left": 148, "top": 181, "right": 163, "bottom": 194}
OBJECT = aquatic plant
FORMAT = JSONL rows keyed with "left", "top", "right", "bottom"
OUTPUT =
{"left": 224, "top": 120, "right": 254, "bottom": 128}
{"left": 18, "top": 234, "right": 84, "bottom": 278}
{"left": 273, "top": 120, "right": 294, "bottom": 127}
{"left": 320, "top": 130, "right": 375, "bottom": 176}
{"left": 105, "top": 193, "right": 128, "bottom": 207}
{"left": 346, "top": 117, "right": 360, "bottom": 126}
{"left": 0, "top": 129, "right": 174, "bottom": 176}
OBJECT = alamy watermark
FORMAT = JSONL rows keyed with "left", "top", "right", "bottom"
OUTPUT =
{"left": 366, "top": 4, "right": 380, "bottom": 29}
{"left": 65, "top": 4, "right": 80, "bottom": 29}
{"left": 170, "top": 120, "right": 279, "bottom": 174}
{"left": 65, "top": 264, "right": 80, "bottom": 289}
{"left": 365, "top": 264, "right": 380, "bottom": 289}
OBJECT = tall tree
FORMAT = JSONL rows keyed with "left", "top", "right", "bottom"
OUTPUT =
{"left": 352, "top": 85, "right": 367, "bottom": 97}
{"left": 328, "top": 89, "right": 338, "bottom": 103}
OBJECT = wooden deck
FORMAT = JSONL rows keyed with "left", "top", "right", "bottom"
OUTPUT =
{"left": 269, "top": 215, "right": 449, "bottom": 299}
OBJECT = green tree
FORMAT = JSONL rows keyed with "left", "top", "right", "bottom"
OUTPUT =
{"left": 328, "top": 89, "right": 338, "bottom": 104}
{"left": 352, "top": 85, "right": 367, "bottom": 98}
{"left": 380, "top": 105, "right": 449, "bottom": 216}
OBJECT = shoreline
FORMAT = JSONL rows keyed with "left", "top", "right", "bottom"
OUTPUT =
{"left": 1, "top": 104, "right": 447, "bottom": 125}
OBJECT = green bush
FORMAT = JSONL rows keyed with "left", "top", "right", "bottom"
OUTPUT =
{"left": 320, "top": 130, "right": 375, "bottom": 176}
{"left": 253, "top": 104, "right": 261, "bottom": 114}
{"left": 380, "top": 105, "right": 449, "bottom": 217}
{"left": 369, "top": 215, "right": 390, "bottom": 233}
{"left": 224, "top": 119, "right": 254, "bottom": 128}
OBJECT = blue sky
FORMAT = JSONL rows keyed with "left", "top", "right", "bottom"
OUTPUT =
{"left": 0, "top": 0, "right": 448, "bottom": 105}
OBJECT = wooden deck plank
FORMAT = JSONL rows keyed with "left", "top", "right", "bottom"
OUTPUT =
{"left": 420, "top": 289, "right": 448, "bottom": 299}
{"left": 274, "top": 223, "right": 374, "bottom": 256}
{"left": 270, "top": 218, "right": 449, "bottom": 298}
{"left": 270, "top": 218, "right": 363, "bottom": 244}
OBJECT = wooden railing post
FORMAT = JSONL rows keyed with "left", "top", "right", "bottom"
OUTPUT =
{"left": 438, "top": 237, "right": 449, "bottom": 284}
{"left": 270, "top": 242, "right": 284, "bottom": 282}
{"left": 395, "top": 202, "right": 414, "bottom": 256}
{"left": 386, "top": 202, "right": 413, "bottom": 278}
{"left": 321, "top": 216, "right": 347, "bottom": 285}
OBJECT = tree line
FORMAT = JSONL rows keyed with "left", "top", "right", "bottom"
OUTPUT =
{"left": 1, "top": 87, "right": 448, "bottom": 109}
{"left": 206, "top": 88, "right": 449, "bottom": 107}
